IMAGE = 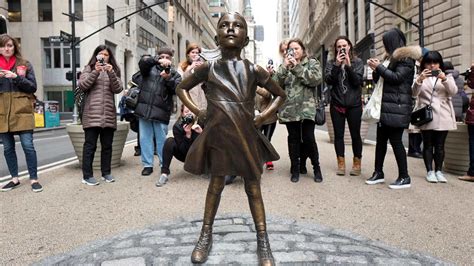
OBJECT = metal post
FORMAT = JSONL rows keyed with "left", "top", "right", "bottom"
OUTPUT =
{"left": 418, "top": 0, "right": 424, "bottom": 47}
{"left": 70, "top": 0, "right": 78, "bottom": 123}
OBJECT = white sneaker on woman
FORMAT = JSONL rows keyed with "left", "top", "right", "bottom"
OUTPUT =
{"left": 435, "top": 171, "right": 447, "bottom": 183}
{"left": 426, "top": 171, "right": 438, "bottom": 183}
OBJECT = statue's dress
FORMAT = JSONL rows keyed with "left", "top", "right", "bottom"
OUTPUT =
{"left": 184, "top": 59, "right": 280, "bottom": 179}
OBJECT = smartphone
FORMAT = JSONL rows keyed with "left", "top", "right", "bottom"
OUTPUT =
{"left": 369, "top": 49, "right": 376, "bottom": 58}
{"left": 340, "top": 48, "right": 346, "bottom": 54}
{"left": 268, "top": 59, "right": 273, "bottom": 66}
{"left": 287, "top": 48, "right": 295, "bottom": 58}
{"left": 431, "top": 69, "right": 441, "bottom": 76}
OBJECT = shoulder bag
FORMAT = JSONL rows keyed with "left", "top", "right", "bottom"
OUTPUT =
{"left": 411, "top": 78, "right": 438, "bottom": 127}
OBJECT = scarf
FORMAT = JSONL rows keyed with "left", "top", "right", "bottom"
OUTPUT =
{"left": 0, "top": 55, "right": 17, "bottom": 71}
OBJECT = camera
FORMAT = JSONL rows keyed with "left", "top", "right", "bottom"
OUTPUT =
{"left": 180, "top": 114, "right": 194, "bottom": 125}
{"left": 460, "top": 68, "right": 472, "bottom": 81}
{"left": 164, "top": 66, "right": 171, "bottom": 74}
{"left": 287, "top": 48, "right": 295, "bottom": 58}
{"left": 96, "top": 55, "right": 105, "bottom": 65}
{"left": 431, "top": 69, "right": 440, "bottom": 76}
{"left": 268, "top": 59, "right": 273, "bottom": 66}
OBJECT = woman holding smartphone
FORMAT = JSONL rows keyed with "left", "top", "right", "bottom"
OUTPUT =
{"left": 178, "top": 43, "right": 207, "bottom": 113}
{"left": 325, "top": 36, "right": 364, "bottom": 176}
{"left": 412, "top": 51, "right": 457, "bottom": 183}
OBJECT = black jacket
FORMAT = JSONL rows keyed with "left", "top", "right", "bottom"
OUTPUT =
{"left": 172, "top": 120, "right": 200, "bottom": 156}
{"left": 374, "top": 46, "right": 420, "bottom": 128}
{"left": 134, "top": 56, "right": 182, "bottom": 124}
{"left": 325, "top": 58, "right": 364, "bottom": 108}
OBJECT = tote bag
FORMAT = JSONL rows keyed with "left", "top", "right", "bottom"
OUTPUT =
{"left": 362, "top": 60, "right": 389, "bottom": 123}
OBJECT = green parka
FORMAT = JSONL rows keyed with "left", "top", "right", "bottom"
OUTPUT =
{"left": 274, "top": 57, "right": 322, "bottom": 123}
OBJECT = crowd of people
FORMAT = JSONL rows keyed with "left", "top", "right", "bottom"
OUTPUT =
{"left": 1, "top": 26, "right": 474, "bottom": 193}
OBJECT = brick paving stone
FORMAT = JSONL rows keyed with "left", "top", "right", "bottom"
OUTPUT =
{"left": 140, "top": 236, "right": 177, "bottom": 246}
{"left": 373, "top": 257, "right": 422, "bottom": 265}
{"left": 101, "top": 257, "right": 146, "bottom": 266}
{"left": 111, "top": 247, "right": 154, "bottom": 257}
{"left": 339, "top": 245, "right": 386, "bottom": 256}
{"left": 36, "top": 215, "right": 447, "bottom": 265}
{"left": 326, "top": 255, "right": 368, "bottom": 264}
{"left": 294, "top": 242, "right": 337, "bottom": 252}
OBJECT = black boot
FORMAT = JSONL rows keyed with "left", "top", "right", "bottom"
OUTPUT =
{"left": 299, "top": 143, "right": 308, "bottom": 174}
{"left": 288, "top": 142, "right": 300, "bottom": 183}
{"left": 307, "top": 141, "right": 323, "bottom": 182}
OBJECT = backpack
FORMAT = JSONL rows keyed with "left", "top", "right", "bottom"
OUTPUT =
{"left": 124, "top": 71, "right": 142, "bottom": 110}
{"left": 73, "top": 85, "right": 87, "bottom": 121}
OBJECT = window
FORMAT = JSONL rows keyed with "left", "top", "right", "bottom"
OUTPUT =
{"left": 38, "top": 0, "right": 53, "bottom": 21}
{"left": 107, "top": 6, "right": 114, "bottom": 28}
{"left": 344, "top": 1, "right": 349, "bottom": 37}
{"left": 137, "top": 0, "right": 167, "bottom": 34}
{"left": 137, "top": 27, "right": 165, "bottom": 49}
{"left": 69, "top": 0, "right": 83, "bottom": 21}
{"left": 353, "top": 0, "right": 358, "bottom": 41}
{"left": 7, "top": 0, "right": 21, "bottom": 22}
{"left": 42, "top": 38, "right": 80, "bottom": 69}
{"left": 125, "top": 19, "right": 130, "bottom": 36}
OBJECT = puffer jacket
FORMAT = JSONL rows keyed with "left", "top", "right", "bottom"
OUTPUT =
{"left": 275, "top": 57, "right": 322, "bottom": 123}
{"left": 325, "top": 57, "right": 364, "bottom": 108}
{"left": 134, "top": 56, "right": 182, "bottom": 124}
{"left": 78, "top": 65, "right": 123, "bottom": 129}
{"left": 374, "top": 46, "right": 420, "bottom": 128}
{"left": 0, "top": 61, "right": 37, "bottom": 133}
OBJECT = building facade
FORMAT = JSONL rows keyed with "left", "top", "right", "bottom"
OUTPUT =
{"left": 276, "top": 0, "right": 290, "bottom": 44}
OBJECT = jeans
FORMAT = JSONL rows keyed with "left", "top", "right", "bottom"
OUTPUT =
{"left": 374, "top": 124, "right": 409, "bottom": 178}
{"left": 139, "top": 118, "right": 168, "bottom": 168}
{"left": 1, "top": 131, "right": 38, "bottom": 180}
{"left": 421, "top": 130, "right": 448, "bottom": 172}
{"left": 330, "top": 105, "right": 363, "bottom": 158}
{"left": 468, "top": 125, "right": 474, "bottom": 176}
{"left": 82, "top": 127, "right": 115, "bottom": 179}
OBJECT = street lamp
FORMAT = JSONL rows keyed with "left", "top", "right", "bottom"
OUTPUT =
{"left": 365, "top": 0, "right": 424, "bottom": 47}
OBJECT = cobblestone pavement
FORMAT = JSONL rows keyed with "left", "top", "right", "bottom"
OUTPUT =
{"left": 35, "top": 214, "right": 447, "bottom": 265}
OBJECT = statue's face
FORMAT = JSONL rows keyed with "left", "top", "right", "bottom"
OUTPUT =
{"left": 216, "top": 14, "right": 248, "bottom": 49}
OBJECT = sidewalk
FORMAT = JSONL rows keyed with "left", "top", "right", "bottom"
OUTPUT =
{"left": 1, "top": 124, "right": 472, "bottom": 265}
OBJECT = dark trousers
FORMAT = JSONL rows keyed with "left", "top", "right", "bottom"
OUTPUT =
{"left": 468, "top": 125, "right": 474, "bottom": 176}
{"left": 329, "top": 105, "right": 363, "bottom": 158}
{"left": 375, "top": 124, "right": 409, "bottom": 178}
{"left": 261, "top": 122, "right": 276, "bottom": 143}
{"left": 286, "top": 120, "right": 320, "bottom": 172}
{"left": 408, "top": 132, "right": 422, "bottom": 154}
{"left": 82, "top": 127, "right": 115, "bottom": 179}
{"left": 421, "top": 130, "right": 449, "bottom": 172}
{"left": 161, "top": 137, "right": 187, "bottom": 175}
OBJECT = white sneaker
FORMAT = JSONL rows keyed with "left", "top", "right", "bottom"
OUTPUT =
{"left": 156, "top": 174, "right": 169, "bottom": 187}
{"left": 426, "top": 171, "right": 438, "bottom": 183}
{"left": 435, "top": 171, "right": 447, "bottom": 183}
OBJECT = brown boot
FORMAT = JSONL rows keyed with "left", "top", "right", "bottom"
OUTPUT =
{"left": 336, "top": 156, "right": 345, "bottom": 175}
{"left": 191, "top": 225, "right": 213, "bottom": 264}
{"left": 257, "top": 231, "right": 274, "bottom": 266}
{"left": 350, "top": 157, "right": 362, "bottom": 176}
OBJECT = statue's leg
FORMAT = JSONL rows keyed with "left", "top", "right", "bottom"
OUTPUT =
{"left": 244, "top": 178, "right": 275, "bottom": 266}
{"left": 191, "top": 175, "right": 225, "bottom": 264}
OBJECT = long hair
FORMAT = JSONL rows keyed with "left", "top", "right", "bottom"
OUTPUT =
{"left": 86, "top": 45, "right": 121, "bottom": 77}
{"left": 287, "top": 38, "right": 307, "bottom": 60}
{"left": 0, "top": 34, "right": 27, "bottom": 65}
{"left": 180, "top": 43, "right": 201, "bottom": 72}
{"left": 420, "top": 51, "right": 445, "bottom": 72}
{"left": 382, "top": 28, "right": 406, "bottom": 56}
{"left": 332, "top": 36, "right": 355, "bottom": 60}
{"left": 278, "top": 39, "right": 289, "bottom": 57}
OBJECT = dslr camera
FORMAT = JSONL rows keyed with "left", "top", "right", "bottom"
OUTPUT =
{"left": 180, "top": 114, "right": 194, "bottom": 126}
{"left": 431, "top": 69, "right": 441, "bottom": 76}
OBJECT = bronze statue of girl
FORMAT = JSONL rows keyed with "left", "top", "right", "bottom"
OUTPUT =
{"left": 176, "top": 12, "right": 286, "bottom": 266}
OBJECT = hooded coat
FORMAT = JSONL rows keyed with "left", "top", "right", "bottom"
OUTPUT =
{"left": 373, "top": 46, "right": 421, "bottom": 128}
